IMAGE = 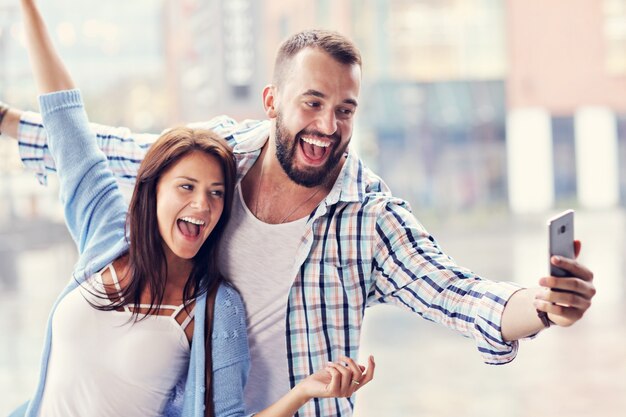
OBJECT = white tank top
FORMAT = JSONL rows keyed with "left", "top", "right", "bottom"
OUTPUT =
{"left": 218, "top": 184, "right": 307, "bottom": 413}
{"left": 38, "top": 264, "right": 194, "bottom": 417}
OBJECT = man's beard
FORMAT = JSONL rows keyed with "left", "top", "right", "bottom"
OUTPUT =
{"left": 274, "top": 112, "right": 349, "bottom": 188}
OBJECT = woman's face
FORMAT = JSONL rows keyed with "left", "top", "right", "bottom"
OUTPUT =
{"left": 156, "top": 151, "right": 225, "bottom": 261}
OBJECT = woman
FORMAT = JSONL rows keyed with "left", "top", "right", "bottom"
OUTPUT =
{"left": 11, "top": 0, "right": 374, "bottom": 416}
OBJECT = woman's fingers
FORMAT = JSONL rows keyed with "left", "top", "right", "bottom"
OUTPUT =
{"left": 338, "top": 355, "right": 363, "bottom": 385}
{"left": 324, "top": 355, "right": 376, "bottom": 396}
{"left": 324, "top": 365, "right": 341, "bottom": 394}
{"left": 354, "top": 355, "right": 376, "bottom": 390}
{"left": 326, "top": 362, "right": 351, "bottom": 393}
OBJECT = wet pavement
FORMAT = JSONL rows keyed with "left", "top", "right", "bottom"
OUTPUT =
{"left": 1, "top": 209, "right": 624, "bottom": 416}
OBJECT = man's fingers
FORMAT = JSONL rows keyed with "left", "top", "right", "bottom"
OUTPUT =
{"left": 539, "top": 276, "right": 596, "bottom": 299}
{"left": 550, "top": 256, "right": 594, "bottom": 282}
{"left": 574, "top": 240, "right": 581, "bottom": 258}
{"left": 534, "top": 299, "right": 585, "bottom": 324}
{"left": 536, "top": 288, "right": 592, "bottom": 310}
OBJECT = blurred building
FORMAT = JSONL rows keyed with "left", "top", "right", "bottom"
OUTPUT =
{"left": 351, "top": 0, "right": 626, "bottom": 214}
{"left": 2, "top": 0, "right": 625, "bottom": 220}
{"left": 163, "top": 0, "right": 265, "bottom": 123}
{"left": 353, "top": 0, "right": 509, "bottom": 215}
{"left": 162, "top": 0, "right": 360, "bottom": 124}
{"left": 163, "top": 0, "right": 512, "bottom": 215}
{"left": 507, "top": 0, "right": 626, "bottom": 212}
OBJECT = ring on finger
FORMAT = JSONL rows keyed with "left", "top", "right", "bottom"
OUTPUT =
{"left": 351, "top": 379, "right": 360, "bottom": 385}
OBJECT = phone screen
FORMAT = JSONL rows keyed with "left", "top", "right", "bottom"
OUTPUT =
{"left": 548, "top": 210, "right": 575, "bottom": 277}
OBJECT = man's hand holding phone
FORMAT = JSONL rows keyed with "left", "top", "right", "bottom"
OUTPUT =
{"left": 534, "top": 210, "right": 596, "bottom": 327}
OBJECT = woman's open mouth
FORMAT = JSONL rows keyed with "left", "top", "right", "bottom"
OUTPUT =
{"left": 176, "top": 216, "right": 206, "bottom": 239}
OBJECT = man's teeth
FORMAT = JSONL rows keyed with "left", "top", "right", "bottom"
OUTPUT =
{"left": 301, "top": 137, "right": 331, "bottom": 148}
{"left": 180, "top": 217, "right": 205, "bottom": 226}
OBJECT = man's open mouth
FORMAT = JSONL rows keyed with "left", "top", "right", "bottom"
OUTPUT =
{"left": 299, "top": 135, "right": 332, "bottom": 164}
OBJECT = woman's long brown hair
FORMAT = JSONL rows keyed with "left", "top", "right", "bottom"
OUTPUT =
{"left": 92, "top": 126, "right": 236, "bottom": 318}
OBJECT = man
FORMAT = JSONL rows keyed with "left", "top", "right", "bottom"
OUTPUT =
{"left": 0, "top": 30, "right": 595, "bottom": 417}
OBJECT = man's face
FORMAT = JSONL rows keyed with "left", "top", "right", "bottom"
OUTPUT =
{"left": 270, "top": 47, "right": 361, "bottom": 188}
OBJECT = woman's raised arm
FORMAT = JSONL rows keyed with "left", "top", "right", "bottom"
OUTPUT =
{"left": 17, "top": 0, "right": 129, "bottom": 257}
{"left": 20, "top": 0, "right": 75, "bottom": 93}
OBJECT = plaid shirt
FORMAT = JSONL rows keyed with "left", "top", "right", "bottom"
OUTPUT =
{"left": 18, "top": 112, "right": 520, "bottom": 417}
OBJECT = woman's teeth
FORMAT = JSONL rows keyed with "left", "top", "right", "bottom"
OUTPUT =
{"left": 179, "top": 216, "right": 205, "bottom": 226}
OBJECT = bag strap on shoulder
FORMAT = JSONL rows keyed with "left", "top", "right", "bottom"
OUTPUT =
{"left": 204, "top": 281, "right": 220, "bottom": 417}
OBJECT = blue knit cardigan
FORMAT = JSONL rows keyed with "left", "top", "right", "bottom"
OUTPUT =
{"left": 9, "top": 90, "right": 251, "bottom": 417}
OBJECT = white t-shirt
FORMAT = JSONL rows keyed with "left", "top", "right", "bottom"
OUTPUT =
{"left": 218, "top": 184, "right": 307, "bottom": 413}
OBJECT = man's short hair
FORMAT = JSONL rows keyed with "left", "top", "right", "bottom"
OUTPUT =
{"left": 273, "top": 29, "right": 362, "bottom": 86}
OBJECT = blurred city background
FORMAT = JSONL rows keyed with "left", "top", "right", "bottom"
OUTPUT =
{"left": 0, "top": 0, "right": 625, "bottom": 415}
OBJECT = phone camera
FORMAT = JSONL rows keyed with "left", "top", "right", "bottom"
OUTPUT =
{"left": 559, "top": 225, "right": 566, "bottom": 233}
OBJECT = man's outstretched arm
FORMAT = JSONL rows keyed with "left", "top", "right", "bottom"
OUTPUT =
{"left": 0, "top": 102, "right": 154, "bottom": 185}
{"left": 0, "top": 102, "right": 241, "bottom": 186}
{"left": 369, "top": 201, "right": 596, "bottom": 364}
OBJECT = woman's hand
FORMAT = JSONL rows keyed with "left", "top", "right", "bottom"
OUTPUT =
{"left": 254, "top": 355, "right": 376, "bottom": 417}
{"left": 296, "top": 355, "right": 375, "bottom": 400}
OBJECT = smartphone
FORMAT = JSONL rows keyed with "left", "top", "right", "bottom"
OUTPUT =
{"left": 548, "top": 209, "right": 575, "bottom": 277}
